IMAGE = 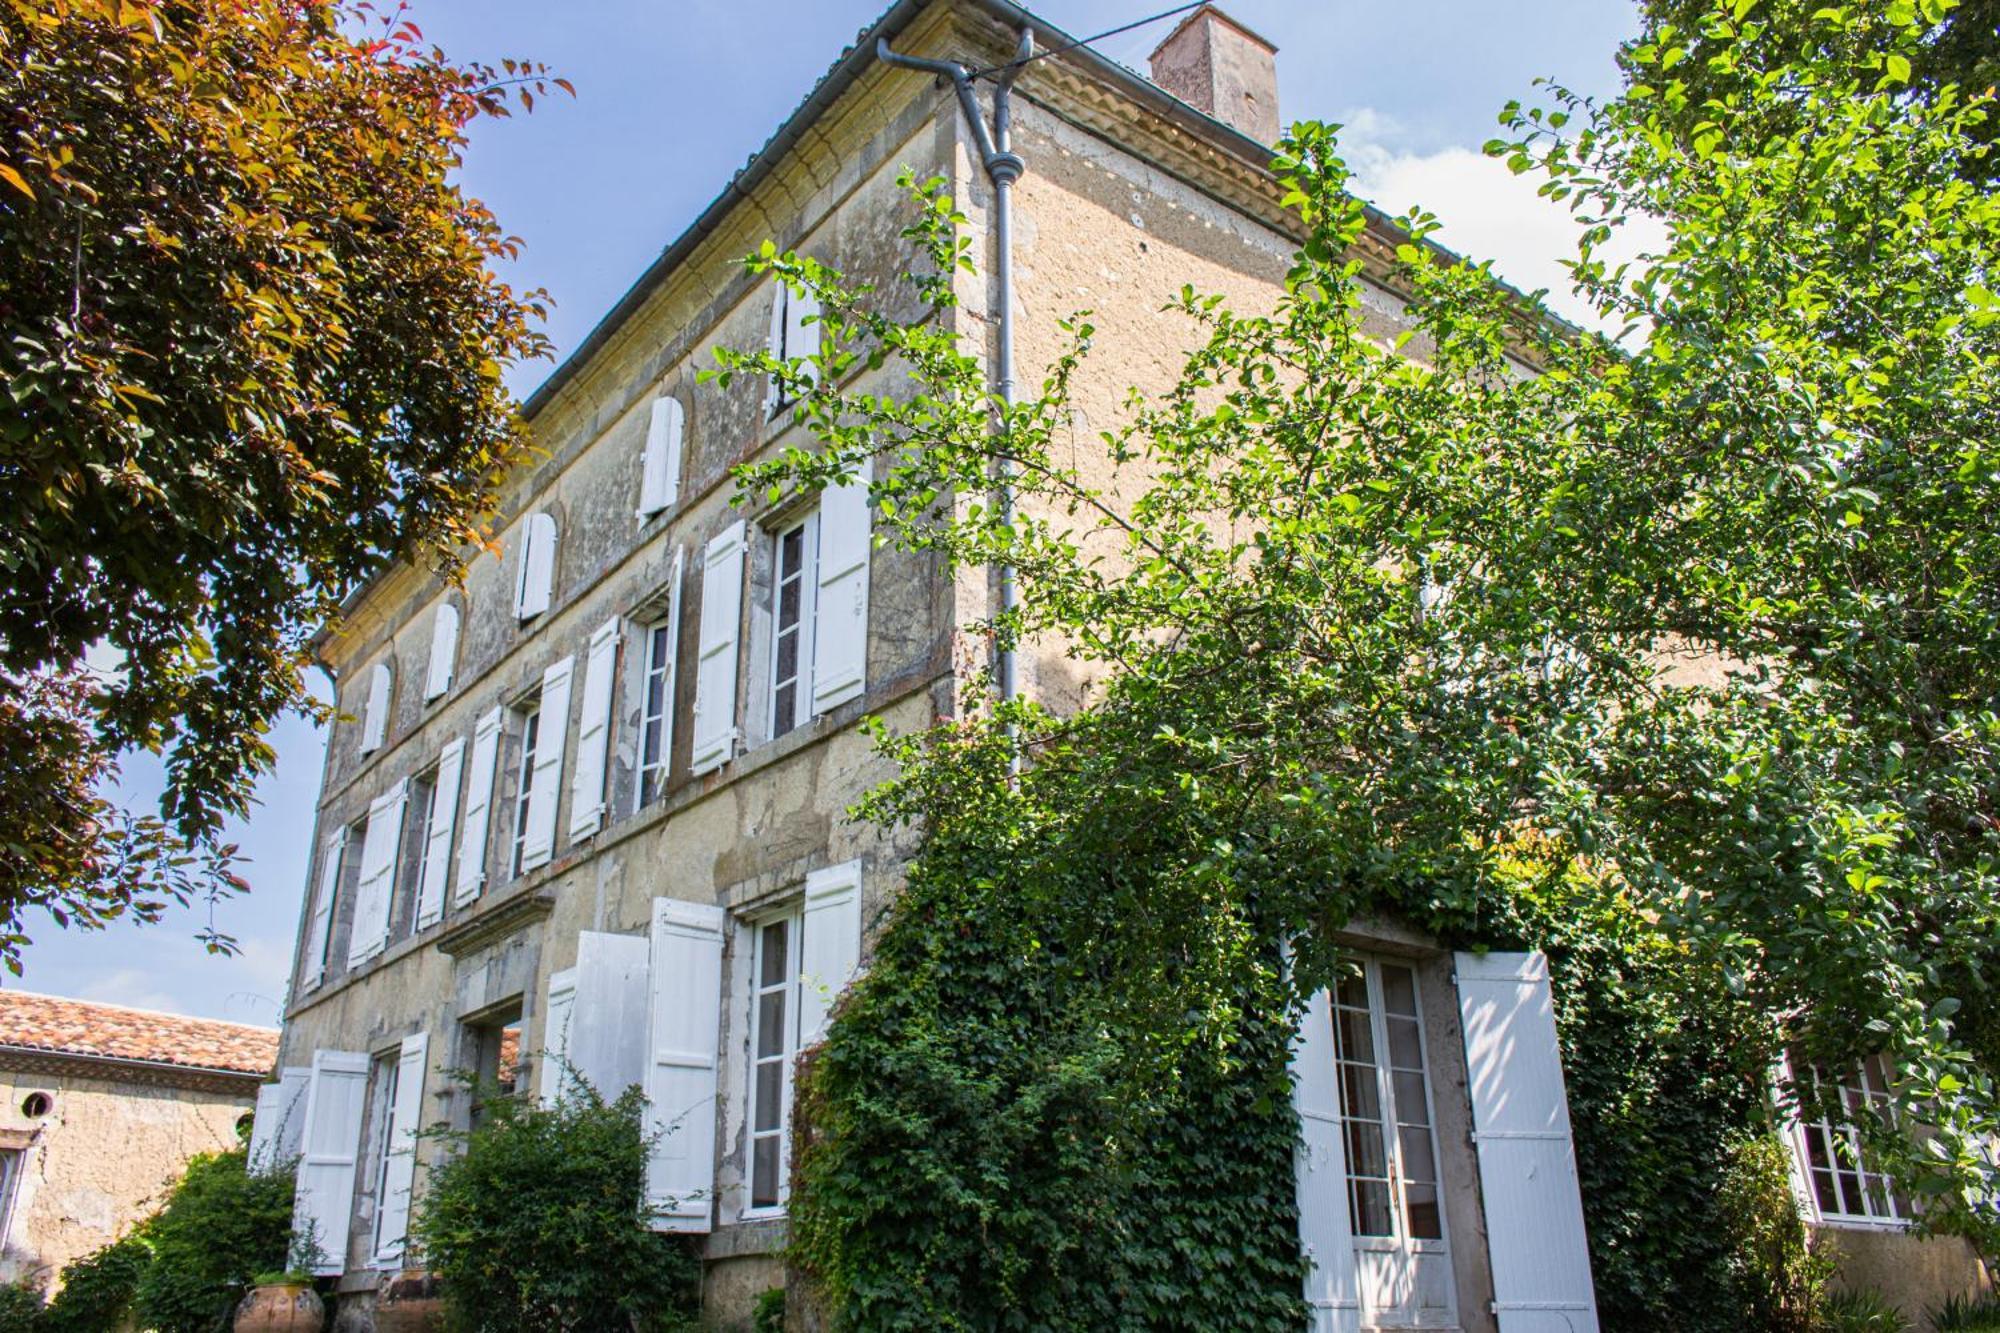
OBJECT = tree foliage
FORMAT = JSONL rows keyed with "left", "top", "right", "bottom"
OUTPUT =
{"left": 723, "top": 0, "right": 2000, "bottom": 1320}
{"left": 0, "top": 0, "right": 555, "bottom": 961}
{"left": 131, "top": 1149, "right": 295, "bottom": 1333}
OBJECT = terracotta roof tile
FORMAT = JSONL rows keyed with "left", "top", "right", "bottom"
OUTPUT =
{"left": 0, "top": 990, "right": 278, "bottom": 1076}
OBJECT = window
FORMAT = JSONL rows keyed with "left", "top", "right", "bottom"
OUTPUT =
{"left": 425, "top": 603, "right": 460, "bottom": 701}
{"left": 748, "top": 910, "right": 803, "bottom": 1213}
{"left": 638, "top": 396, "right": 684, "bottom": 519}
{"left": 463, "top": 1005, "right": 523, "bottom": 1132}
{"left": 515, "top": 512, "right": 558, "bottom": 621}
{"left": 1789, "top": 1054, "right": 1908, "bottom": 1226}
{"left": 510, "top": 700, "right": 542, "bottom": 879}
{"left": 360, "top": 660, "right": 393, "bottom": 754}
{"left": 399, "top": 767, "right": 437, "bottom": 938}
{"left": 639, "top": 618, "right": 675, "bottom": 807}
{"left": 367, "top": 1050, "right": 402, "bottom": 1258}
{"left": 0, "top": 1149, "right": 22, "bottom": 1244}
{"left": 766, "top": 284, "right": 820, "bottom": 416}
{"left": 769, "top": 514, "right": 819, "bottom": 739}
{"left": 1331, "top": 958, "right": 1445, "bottom": 1243}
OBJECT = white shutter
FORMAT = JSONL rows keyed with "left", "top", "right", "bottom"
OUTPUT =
{"left": 764, "top": 287, "right": 789, "bottom": 416}
{"left": 248, "top": 1066, "right": 312, "bottom": 1174}
{"left": 360, "top": 661, "right": 392, "bottom": 754}
{"left": 638, "top": 397, "right": 684, "bottom": 518}
{"left": 568, "top": 931, "right": 653, "bottom": 1100}
{"left": 515, "top": 512, "right": 558, "bottom": 621}
{"left": 293, "top": 1049, "right": 369, "bottom": 1276}
{"left": 453, "top": 709, "right": 503, "bottom": 906}
{"left": 786, "top": 288, "right": 821, "bottom": 389}
{"left": 424, "top": 604, "right": 460, "bottom": 701}
{"left": 811, "top": 464, "right": 871, "bottom": 716}
{"left": 413, "top": 739, "right": 463, "bottom": 931}
{"left": 799, "top": 859, "right": 863, "bottom": 1046}
{"left": 1454, "top": 951, "right": 1599, "bottom": 1333}
{"left": 303, "top": 834, "right": 343, "bottom": 987}
{"left": 568, "top": 619, "right": 620, "bottom": 843}
{"left": 642, "top": 898, "right": 724, "bottom": 1232}
{"left": 689, "top": 522, "right": 745, "bottom": 775}
{"left": 539, "top": 968, "right": 579, "bottom": 1107}
{"left": 372, "top": 1032, "right": 428, "bottom": 1269}
{"left": 520, "top": 655, "right": 573, "bottom": 872}
{"left": 344, "top": 780, "right": 408, "bottom": 969}
{"left": 1293, "top": 985, "right": 1362, "bottom": 1333}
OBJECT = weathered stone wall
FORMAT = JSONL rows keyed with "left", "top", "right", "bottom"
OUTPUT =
{"left": 1821, "top": 1225, "right": 1992, "bottom": 1330}
{"left": 0, "top": 1064, "right": 252, "bottom": 1291}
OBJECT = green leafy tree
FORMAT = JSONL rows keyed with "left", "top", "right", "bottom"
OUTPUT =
{"left": 0, "top": 0, "right": 557, "bottom": 963}
{"left": 719, "top": 0, "right": 2000, "bottom": 1321}
{"left": 131, "top": 1150, "right": 294, "bottom": 1333}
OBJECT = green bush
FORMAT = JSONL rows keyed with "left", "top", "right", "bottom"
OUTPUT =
{"left": 131, "top": 1149, "right": 295, "bottom": 1333}
{"left": 413, "top": 1084, "right": 699, "bottom": 1333}
{"left": 1715, "top": 1133, "right": 1832, "bottom": 1333}
{"left": 752, "top": 1287, "right": 785, "bottom": 1333}
{"left": 1932, "top": 1293, "right": 2000, "bottom": 1332}
{"left": 0, "top": 1283, "right": 43, "bottom": 1333}
{"left": 42, "top": 1235, "right": 150, "bottom": 1333}
{"left": 1821, "top": 1289, "right": 1911, "bottom": 1333}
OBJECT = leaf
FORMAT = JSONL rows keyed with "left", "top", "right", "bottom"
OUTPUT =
{"left": 0, "top": 163, "right": 35, "bottom": 200}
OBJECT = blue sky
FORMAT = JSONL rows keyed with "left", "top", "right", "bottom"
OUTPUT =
{"left": 23, "top": 0, "right": 1642, "bottom": 1024}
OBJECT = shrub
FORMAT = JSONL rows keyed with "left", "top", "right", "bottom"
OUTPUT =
{"left": 0, "top": 1283, "right": 43, "bottom": 1333}
{"left": 1821, "top": 1289, "right": 1910, "bottom": 1333}
{"left": 42, "top": 1235, "right": 150, "bottom": 1333}
{"left": 413, "top": 1084, "right": 699, "bottom": 1333}
{"left": 1933, "top": 1294, "right": 2000, "bottom": 1332}
{"left": 752, "top": 1287, "right": 785, "bottom": 1333}
{"left": 1715, "top": 1133, "right": 1833, "bottom": 1333}
{"left": 132, "top": 1149, "right": 295, "bottom": 1333}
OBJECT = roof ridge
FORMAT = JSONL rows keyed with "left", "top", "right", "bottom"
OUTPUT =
{"left": 0, "top": 988, "right": 276, "bottom": 1034}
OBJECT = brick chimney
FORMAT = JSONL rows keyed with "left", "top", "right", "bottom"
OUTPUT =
{"left": 1147, "top": 5, "right": 1279, "bottom": 145}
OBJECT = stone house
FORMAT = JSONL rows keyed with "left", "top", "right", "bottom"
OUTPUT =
{"left": 261, "top": 2, "right": 1988, "bottom": 1328}
{"left": 0, "top": 990, "right": 277, "bottom": 1292}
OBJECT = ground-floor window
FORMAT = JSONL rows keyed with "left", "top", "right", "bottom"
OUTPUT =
{"left": 747, "top": 909, "right": 803, "bottom": 1214}
{"left": 1787, "top": 1053, "right": 1908, "bottom": 1226}
{"left": 463, "top": 1004, "right": 523, "bottom": 1131}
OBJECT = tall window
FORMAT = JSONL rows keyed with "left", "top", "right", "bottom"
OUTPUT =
{"left": 638, "top": 620, "right": 674, "bottom": 807}
{"left": 368, "top": 1051, "right": 403, "bottom": 1257}
{"left": 510, "top": 701, "right": 541, "bottom": 879}
{"left": 1791, "top": 1054, "right": 1907, "bottom": 1225}
{"left": 399, "top": 767, "right": 437, "bottom": 937}
{"left": 0, "top": 1148, "right": 21, "bottom": 1245}
{"left": 748, "top": 910, "right": 802, "bottom": 1213}
{"left": 770, "top": 514, "right": 818, "bottom": 739}
{"left": 1331, "top": 957, "right": 1444, "bottom": 1242}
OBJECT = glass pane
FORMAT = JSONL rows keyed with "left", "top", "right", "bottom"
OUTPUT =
{"left": 1351, "top": 1179, "right": 1394, "bottom": 1237}
{"left": 1335, "top": 970, "right": 1370, "bottom": 1012}
{"left": 760, "top": 921, "right": 790, "bottom": 987}
{"left": 1333, "top": 1008, "right": 1374, "bottom": 1064}
{"left": 1380, "top": 964, "right": 1418, "bottom": 1018}
{"left": 751, "top": 1137, "right": 781, "bottom": 1209}
{"left": 756, "top": 992, "right": 787, "bottom": 1058}
{"left": 780, "top": 575, "right": 801, "bottom": 627}
{"left": 1864, "top": 1174, "right": 1891, "bottom": 1219}
{"left": 1836, "top": 1163, "right": 1865, "bottom": 1216}
{"left": 1803, "top": 1124, "right": 1832, "bottom": 1172}
{"left": 1398, "top": 1125, "right": 1437, "bottom": 1185}
{"left": 1345, "top": 1120, "right": 1387, "bottom": 1179}
{"left": 780, "top": 526, "right": 803, "bottom": 573}
{"left": 1340, "top": 1064, "right": 1381, "bottom": 1123}
{"left": 753, "top": 1063, "right": 783, "bottom": 1132}
{"left": 1393, "top": 1072, "right": 1430, "bottom": 1126}
{"left": 1404, "top": 1182, "right": 1443, "bottom": 1240}
{"left": 774, "top": 682, "right": 797, "bottom": 734}
{"left": 640, "top": 769, "right": 661, "bottom": 809}
{"left": 776, "top": 628, "right": 799, "bottom": 681}
{"left": 1386, "top": 1016, "right": 1423, "bottom": 1072}
{"left": 1812, "top": 1168, "right": 1841, "bottom": 1214}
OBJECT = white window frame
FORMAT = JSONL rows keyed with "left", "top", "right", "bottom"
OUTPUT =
{"left": 1784, "top": 1053, "right": 1909, "bottom": 1229}
{"left": 638, "top": 617, "right": 676, "bottom": 808}
{"left": 745, "top": 906, "right": 804, "bottom": 1218}
{"left": 367, "top": 1049, "right": 403, "bottom": 1260}
{"left": 768, "top": 512, "right": 820, "bottom": 741}
{"left": 509, "top": 699, "right": 542, "bottom": 880}
{"left": 0, "top": 1148, "right": 23, "bottom": 1246}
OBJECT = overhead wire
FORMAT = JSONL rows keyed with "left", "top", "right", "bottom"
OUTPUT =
{"left": 966, "top": 0, "right": 1209, "bottom": 79}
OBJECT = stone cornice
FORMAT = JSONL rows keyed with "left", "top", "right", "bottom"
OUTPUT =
{"left": 0, "top": 1046, "right": 265, "bottom": 1097}
{"left": 432, "top": 890, "right": 556, "bottom": 959}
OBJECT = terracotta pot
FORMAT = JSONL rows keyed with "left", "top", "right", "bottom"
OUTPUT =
{"left": 233, "top": 1282, "right": 324, "bottom": 1333}
{"left": 374, "top": 1271, "right": 445, "bottom": 1332}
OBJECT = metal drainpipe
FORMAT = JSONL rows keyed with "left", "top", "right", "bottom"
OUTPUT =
{"left": 877, "top": 30, "right": 1033, "bottom": 733}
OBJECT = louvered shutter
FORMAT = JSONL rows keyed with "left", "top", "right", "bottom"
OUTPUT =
{"left": 786, "top": 289, "right": 821, "bottom": 388}
{"left": 248, "top": 1066, "right": 312, "bottom": 1174}
{"left": 811, "top": 464, "right": 871, "bottom": 716}
{"left": 1293, "top": 984, "right": 1363, "bottom": 1333}
{"left": 568, "top": 619, "right": 620, "bottom": 843}
{"left": 689, "top": 522, "right": 745, "bottom": 775}
{"left": 569, "top": 931, "right": 653, "bottom": 1100}
{"left": 360, "top": 662, "right": 392, "bottom": 754}
{"left": 372, "top": 1032, "right": 428, "bottom": 1269}
{"left": 642, "top": 899, "right": 723, "bottom": 1232}
{"left": 1454, "top": 951, "right": 1599, "bottom": 1333}
{"left": 293, "top": 1049, "right": 369, "bottom": 1276}
{"left": 799, "top": 860, "right": 863, "bottom": 1046}
{"left": 344, "top": 780, "right": 407, "bottom": 969}
{"left": 453, "top": 709, "right": 503, "bottom": 905}
{"left": 303, "top": 834, "right": 343, "bottom": 987}
{"left": 639, "top": 397, "right": 684, "bottom": 518}
{"left": 413, "top": 739, "right": 463, "bottom": 930}
{"left": 539, "top": 968, "right": 579, "bottom": 1107}
{"left": 424, "top": 604, "right": 459, "bottom": 701}
{"left": 515, "top": 512, "right": 558, "bottom": 621}
{"left": 520, "top": 656, "right": 572, "bottom": 872}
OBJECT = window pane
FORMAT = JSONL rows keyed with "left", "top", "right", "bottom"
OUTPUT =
{"left": 1404, "top": 1182, "right": 1442, "bottom": 1240}
{"left": 1835, "top": 1162, "right": 1865, "bottom": 1216}
{"left": 1345, "top": 1120, "right": 1387, "bottom": 1180}
{"left": 751, "top": 1137, "right": 781, "bottom": 1209}
{"left": 756, "top": 993, "right": 787, "bottom": 1059}
{"left": 780, "top": 576, "right": 801, "bottom": 627}
{"left": 760, "top": 921, "right": 790, "bottom": 987}
{"left": 1398, "top": 1125, "right": 1437, "bottom": 1186}
{"left": 776, "top": 630, "right": 799, "bottom": 682}
{"left": 753, "top": 1063, "right": 783, "bottom": 1132}
{"left": 1351, "top": 1179, "right": 1394, "bottom": 1237}
{"left": 1334, "top": 1007, "right": 1374, "bottom": 1063}
{"left": 1812, "top": 1167, "right": 1841, "bottom": 1214}
{"left": 1335, "top": 970, "right": 1369, "bottom": 1012}
{"left": 1386, "top": 1017, "right": 1423, "bottom": 1072}
{"left": 1380, "top": 964, "right": 1418, "bottom": 1018}
{"left": 1393, "top": 1072, "right": 1430, "bottom": 1126}
{"left": 1340, "top": 1064, "right": 1381, "bottom": 1123}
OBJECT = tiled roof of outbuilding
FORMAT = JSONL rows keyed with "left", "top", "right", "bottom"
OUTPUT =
{"left": 0, "top": 990, "right": 278, "bottom": 1076}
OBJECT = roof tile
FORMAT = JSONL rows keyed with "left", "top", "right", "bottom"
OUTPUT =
{"left": 0, "top": 990, "right": 278, "bottom": 1077}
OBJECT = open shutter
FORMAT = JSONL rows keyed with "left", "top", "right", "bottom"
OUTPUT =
{"left": 1454, "top": 951, "right": 1599, "bottom": 1333}
{"left": 515, "top": 512, "right": 557, "bottom": 621}
{"left": 453, "top": 709, "right": 503, "bottom": 906}
{"left": 360, "top": 662, "right": 392, "bottom": 754}
{"left": 373, "top": 1032, "right": 428, "bottom": 1269}
{"left": 639, "top": 397, "right": 684, "bottom": 518}
{"left": 303, "top": 834, "right": 343, "bottom": 988}
{"left": 344, "top": 780, "right": 408, "bottom": 969}
{"left": 520, "top": 656, "right": 573, "bottom": 872}
{"left": 569, "top": 619, "right": 620, "bottom": 843}
{"left": 424, "top": 604, "right": 460, "bottom": 701}
{"left": 413, "top": 740, "right": 463, "bottom": 931}
{"left": 1293, "top": 985, "right": 1363, "bottom": 1332}
{"left": 539, "top": 968, "right": 579, "bottom": 1106}
{"left": 799, "top": 859, "right": 863, "bottom": 1045}
{"left": 248, "top": 1066, "right": 312, "bottom": 1174}
{"left": 689, "top": 522, "right": 745, "bottom": 775}
{"left": 786, "top": 288, "right": 821, "bottom": 389}
{"left": 642, "top": 899, "right": 724, "bottom": 1232}
{"left": 569, "top": 931, "right": 653, "bottom": 1100}
{"left": 811, "top": 464, "right": 871, "bottom": 716}
{"left": 763, "top": 288, "right": 789, "bottom": 416}
{"left": 293, "top": 1049, "right": 369, "bottom": 1276}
